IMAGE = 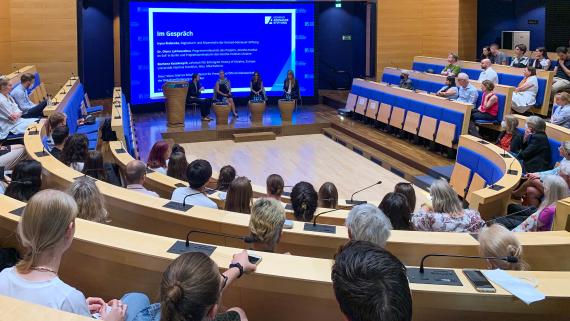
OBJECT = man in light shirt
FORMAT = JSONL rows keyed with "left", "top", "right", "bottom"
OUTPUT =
{"left": 454, "top": 73, "right": 479, "bottom": 108}
{"left": 478, "top": 59, "right": 498, "bottom": 84}
{"left": 125, "top": 160, "right": 160, "bottom": 197}
{"left": 171, "top": 159, "right": 218, "bottom": 209}
{"left": 10, "top": 73, "right": 47, "bottom": 118}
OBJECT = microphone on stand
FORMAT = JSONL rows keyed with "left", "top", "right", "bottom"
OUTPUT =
{"left": 185, "top": 230, "right": 255, "bottom": 247}
{"left": 419, "top": 253, "right": 518, "bottom": 273}
{"left": 182, "top": 191, "right": 204, "bottom": 208}
{"left": 312, "top": 208, "right": 341, "bottom": 227}
{"left": 347, "top": 180, "right": 382, "bottom": 205}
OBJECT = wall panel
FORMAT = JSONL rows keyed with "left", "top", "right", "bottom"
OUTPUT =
{"left": 0, "top": 1, "right": 11, "bottom": 73}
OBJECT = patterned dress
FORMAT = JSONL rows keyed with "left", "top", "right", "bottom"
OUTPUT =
{"left": 411, "top": 209, "right": 484, "bottom": 232}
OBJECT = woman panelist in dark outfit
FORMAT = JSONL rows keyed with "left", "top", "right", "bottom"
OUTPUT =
{"left": 283, "top": 70, "right": 300, "bottom": 100}
{"left": 250, "top": 72, "right": 266, "bottom": 102}
{"left": 187, "top": 73, "right": 212, "bottom": 122}
{"left": 214, "top": 70, "right": 238, "bottom": 118}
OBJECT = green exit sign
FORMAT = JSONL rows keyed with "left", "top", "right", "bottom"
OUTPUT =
{"left": 342, "top": 35, "right": 352, "bottom": 41}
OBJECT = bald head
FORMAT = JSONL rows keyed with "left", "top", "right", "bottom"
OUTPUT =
{"left": 126, "top": 160, "right": 146, "bottom": 185}
{"left": 481, "top": 59, "right": 492, "bottom": 69}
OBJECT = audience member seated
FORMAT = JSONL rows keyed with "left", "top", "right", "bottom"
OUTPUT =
{"left": 478, "top": 59, "right": 498, "bottom": 84}
{"left": 0, "top": 144, "right": 26, "bottom": 171}
{"left": 171, "top": 159, "right": 218, "bottom": 209}
{"left": 550, "top": 92, "right": 570, "bottom": 129}
{"left": 83, "top": 150, "right": 120, "bottom": 186}
{"left": 455, "top": 73, "right": 479, "bottom": 107}
{"left": 531, "top": 47, "right": 552, "bottom": 71}
{"left": 265, "top": 173, "right": 284, "bottom": 200}
{"left": 513, "top": 175, "right": 569, "bottom": 232}
{"left": 290, "top": 181, "right": 318, "bottom": 222}
{"left": 4, "top": 160, "right": 41, "bottom": 202}
{"left": 10, "top": 73, "right": 47, "bottom": 118}
{"left": 67, "top": 176, "right": 109, "bottom": 224}
{"left": 187, "top": 73, "right": 212, "bottom": 122}
{"left": 441, "top": 53, "right": 461, "bottom": 77}
{"left": 50, "top": 125, "right": 68, "bottom": 159}
{"left": 0, "top": 190, "right": 125, "bottom": 319}
{"left": 394, "top": 182, "right": 417, "bottom": 213}
{"left": 120, "top": 251, "right": 256, "bottom": 321}
{"left": 552, "top": 47, "right": 570, "bottom": 96}
{"left": 166, "top": 152, "right": 188, "bottom": 181}
{"left": 214, "top": 70, "right": 238, "bottom": 118}
{"left": 224, "top": 176, "right": 253, "bottom": 214}
{"left": 398, "top": 70, "right": 414, "bottom": 90}
{"left": 60, "top": 134, "right": 88, "bottom": 172}
{"left": 0, "top": 78, "right": 37, "bottom": 140}
{"left": 45, "top": 112, "right": 67, "bottom": 146}
{"left": 480, "top": 46, "right": 492, "bottom": 62}
{"left": 478, "top": 224, "right": 528, "bottom": 270}
{"left": 510, "top": 44, "right": 530, "bottom": 68}
{"left": 318, "top": 181, "right": 338, "bottom": 209}
{"left": 511, "top": 66, "right": 539, "bottom": 114}
{"left": 170, "top": 143, "right": 185, "bottom": 154}
{"left": 517, "top": 116, "right": 551, "bottom": 173}
{"left": 248, "top": 198, "right": 286, "bottom": 253}
{"left": 146, "top": 141, "right": 170, "bottom": 174}
{"left": 435, "top": 76, "right": 458, "bottom": 99}
{"left": 496, "top": 115, "right": 523, "bottom": 153}
{"left": 412, "top": 179, "right": 483, "bottom": 233}
{"left": 345, "top": 204, "right": 392, "bottom": 247}
{"left": 471, "top": 80, "right": 499, "bottom": 123}
{"left": 379, "top": 192, "right": 412, "bottom": 230}
{"left": 216, "top": 165, "right": 237, "bottom": 194}
{"left": 125, "top": 160, "right": 159, "bottom": 197}
{"left": 490, "top": 43, "right": 508, "bottom": 65}
{"left": 331, "top": 241, "right": 412, "bottom": 321}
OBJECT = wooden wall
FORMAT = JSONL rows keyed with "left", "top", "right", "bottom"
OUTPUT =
{"left": 2, "top": 0, "right": 77, "bottom": 94}
{"left": 376, "top": 0, "right": 477, "bottom": 78}
{"left": 0, "top": 2, "right": 11, "bottom": 73}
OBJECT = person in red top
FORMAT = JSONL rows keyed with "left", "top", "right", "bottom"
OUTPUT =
{"left": 496, "top": 115, "right": 523, "bottom": 153}
{"left": 472, "top": 80, "right": 498, "bottom": 121}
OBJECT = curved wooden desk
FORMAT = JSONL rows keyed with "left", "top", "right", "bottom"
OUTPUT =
{"left": 0, "top": 295, "right": 92, "bottom": 321}
{"left": 1, "top": 195, "right": 569, "bottom": 321}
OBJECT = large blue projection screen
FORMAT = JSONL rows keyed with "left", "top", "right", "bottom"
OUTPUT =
{"left": 129, "top": 2, "right": 315, "bottom": 106}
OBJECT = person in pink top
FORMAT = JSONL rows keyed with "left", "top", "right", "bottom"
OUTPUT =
{"left": 472, "top": 80, "right": 498, "bottom": 121}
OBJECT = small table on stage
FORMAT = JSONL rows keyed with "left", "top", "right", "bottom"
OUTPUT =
{"left": 249, "top": 101, "right": 266, "bottom": 122}
{"left": 213, "top": 102, "right": 230, "bottom": 125}
{"left": 163, "top": 81, "right": 189, "bottom": 128}
{"left": 278, "top": 99, "right": 296, "bottom": 121}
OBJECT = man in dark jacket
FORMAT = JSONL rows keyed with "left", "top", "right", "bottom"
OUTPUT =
{"left": 187, "top": 73, "right": 212, "bottom": 122}
{"left": 517, "top": 116, "right": 552, "bottom": 173}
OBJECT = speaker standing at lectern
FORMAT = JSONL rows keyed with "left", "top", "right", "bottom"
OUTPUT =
{"left": 283, "top": 70, "right": 300, "bottom": 101}
{"left": 187, "top": 73, "right": 212, "bottom": 122}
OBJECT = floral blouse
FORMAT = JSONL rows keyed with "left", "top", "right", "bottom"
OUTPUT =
{"left": 411, "top": 208, "right": 484, "bottom": 232}
{"left": 513, "top": 205, "right": 555, "bottom": 232}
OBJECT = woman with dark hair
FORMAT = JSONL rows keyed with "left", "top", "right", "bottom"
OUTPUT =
{"left": 147, "top": 141, "right": 170, "bottom": 174}
{"left": 60, "top": 134, "right": 88, "bottom": 172}
{"left": 318, "top": 182, "right": 338, "bottom": 209}
{"left": 394, "top": 182, "right": 416, "bottom": 213}
{"left": 166, "top": 152, "right": 188, "bottom": 181}
{"left": 480, "top": 46, "right": 492, "bottom": 62}
{"left": 511, "top": 66, "right": 539, "bottom": 114}
{"left": 170, "top": 143, "right": 186, "bottom": 154}
{"left": 4, "top": 160, "right": 42, "bottom": 201}
{"left": 120, "top": 250, "right": 256, "bottom": 321}
{"left": 266, "top": 174, "right": 284, "bottom": 200}
{"left": 82, "top": 150, "right": 121, "bottom": 186}
{"left": 435, "top": 76, "right": 458, "bottom": 99}
{"left": 379, "top": 192, "right": 412, "bottom": 230}
{"left": 290, "top": 181, "right": 318, "bottom": 222}
{"left": 216, "top": 165, "right": 237, "bottom": 192}
{"left": 249, "top": 71, "right": 266, "bottom": 101}
{"left": 224, "top": 177, "right": 253, "bottom": 214}
{"left": 472, "top": 80, "right": 499, "bottom": 121}
{"left": 214, "top": 70, "right": 237, "bottom": 118}
{"left": 532, "top": 47, "right": 552, "bottom": 70}
{"left": 510, "top": 44, "right": 530, "bottom": 68}
{"left": 283, "top": 70, "right": 299, "bottom": 100}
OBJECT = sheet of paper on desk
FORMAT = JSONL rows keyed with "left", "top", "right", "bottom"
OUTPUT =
{"left": 482, "top": 269, "right": 545, "bottom": 305}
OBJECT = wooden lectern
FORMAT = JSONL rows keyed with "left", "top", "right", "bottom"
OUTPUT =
{"left": 163, "top": 81, "right": 189, "bottom": 128}
{"left": 278, "top": 99, "right": 295, "bottom": 121}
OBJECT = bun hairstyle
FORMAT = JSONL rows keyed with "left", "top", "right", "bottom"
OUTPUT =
{"left": 478, "top": 224, "right": 528, "bottom": 271}
{"left": 16, "top": 190, "right": 78, "bottom": 273}
{"left": 266, "top": 174, "right": 284, "bottom": 198}
{"left": 291, "top": 181, "right": 318, "bottom": 222}
{"left": 160, "top": 252, "right": 221, "bottom": 321}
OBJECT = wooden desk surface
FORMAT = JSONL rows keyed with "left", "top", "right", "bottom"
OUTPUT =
{"left": 1, "top": 195, "right": 570, "bottom": 321}
{"left": 5, "top": 65, "right": 37, "bottom": 86}
{"left": 43, "top": 77, "right": 79, "bottom": 117}
{"left": 0, "top": 295, "right": 93, "bottom": 321}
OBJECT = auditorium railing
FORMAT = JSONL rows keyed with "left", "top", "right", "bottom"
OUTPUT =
{"left": 412, "top": 56, "right": 554, "bottom": 116}
{"left": 22, "top": 123, "right": 570, "bottom": 269}
{"left": 1, "top": 195, "right": 570, "bottom": 321}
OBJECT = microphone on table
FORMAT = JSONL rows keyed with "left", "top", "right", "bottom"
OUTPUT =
{"left": 185, "top": 230, "right": 255, "bottom": 247}
{"left": 419, "top": 253, "right": 518, "bottom": 273}
{"left": 347, "top": 180, "right": 382, "bottom": 205}
{"left": 113, "top": 102, "right": 122, "bottom": 119}
{"left": 312, "top": 208, "right": 341, "bottom": 227}
{"left": 182, "top": 192, "right": 204, "bottom": 208}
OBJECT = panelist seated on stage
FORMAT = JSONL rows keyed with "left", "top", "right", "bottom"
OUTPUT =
{"left": 249, "top": 71, "right": 267, "bottom": 102}
{"left": 187, "top": 73, "right": 212, "bottom": 122}
{"left": 0, "top": 78, "right": 38, "bottom": 140}
{"left": 214, "top": 70, "right": 237, "bottom": 118}
{"left": 171, "top": 159, "right": 218, "bottom": 209}
{"left": 283, "top": 70, "right": 300, "bottom": 100}
{"left": 10, "top": 73, "right": 47, "bottom": 118}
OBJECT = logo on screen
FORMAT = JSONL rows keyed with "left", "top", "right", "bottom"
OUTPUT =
{"left": 265, "top": 16, "right": 273, "bottom": 24}
{"left": 265, "top": 16, "right": 289, "bottom": 25}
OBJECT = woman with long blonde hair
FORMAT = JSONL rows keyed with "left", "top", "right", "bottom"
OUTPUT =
{"left": 67, "top": 176, "right": 109, "bottom": 224}
{"left": 479, "top": 224, "right": 528, "bottom": 270}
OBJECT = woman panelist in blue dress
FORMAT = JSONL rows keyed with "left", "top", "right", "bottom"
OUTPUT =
{"left": 249, "top": 71, "right": 267, "bottom": 102}
{"left": 214, "top": 70, "right": 237, "bottom": 118}
{"left": 283, "top": 70, "right": 300, "bottom": 101}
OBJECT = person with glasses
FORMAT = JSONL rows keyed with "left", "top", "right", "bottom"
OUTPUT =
{"left": 120, "top": 251, "right": 257, "bottom": 321}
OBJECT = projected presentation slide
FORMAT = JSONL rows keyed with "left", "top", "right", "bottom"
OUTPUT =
{"left": 129, "top": 2, "right": 315, "bottom": 106}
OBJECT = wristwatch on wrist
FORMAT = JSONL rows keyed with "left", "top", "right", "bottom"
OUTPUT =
{"left": 229, "top": 262, "right": 244, "bottom": 278}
